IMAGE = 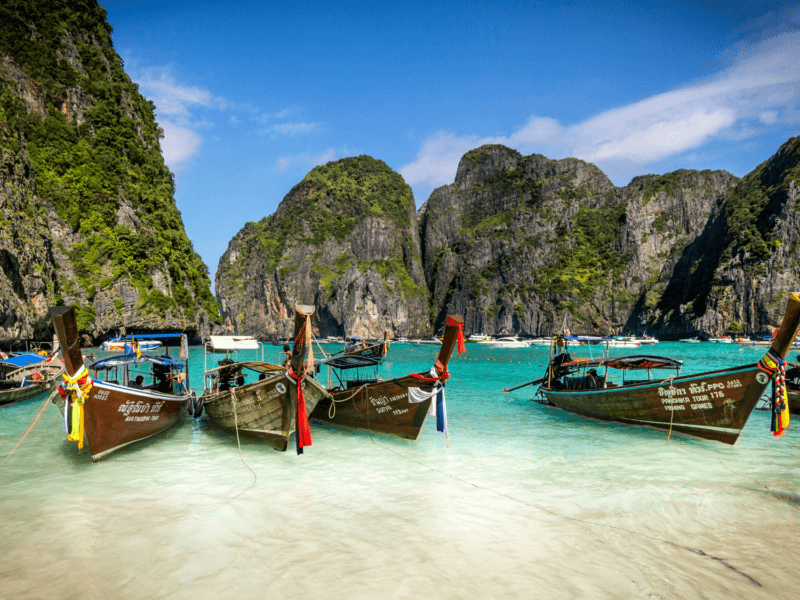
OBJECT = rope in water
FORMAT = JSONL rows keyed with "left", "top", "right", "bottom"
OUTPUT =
{"left": 229, "top": 387, "right": 257, "bottom": 491}
{"left": 0, "top": 389, "right": 56, "bottom": 467}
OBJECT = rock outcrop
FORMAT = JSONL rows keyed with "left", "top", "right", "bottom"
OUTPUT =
{"left": 216, "top": 156, "right": 429, "bottom": 339}
{"left": 422, "top": 140, "right": 800, "bottom": 338}
{"left": 0, "top": 0, "right": 218, "bottom": 343}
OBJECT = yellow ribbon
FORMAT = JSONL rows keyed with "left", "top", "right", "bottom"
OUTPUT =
{"left": 61, "top": 366, "right": 93, "bottom": 450}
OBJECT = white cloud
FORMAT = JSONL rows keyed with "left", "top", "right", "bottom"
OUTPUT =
{"left": 158, "top": 120, "right": 203, "bottom": 172}
{"left": 400, "top": 28, "right": 800, "bottom": 190}
{"left": 258, "top": 122, "right": 321, "bottom": 138}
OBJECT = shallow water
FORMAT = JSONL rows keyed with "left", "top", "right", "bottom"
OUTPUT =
{"left": 1, "top": 341, "right": 798, "bottom": 599}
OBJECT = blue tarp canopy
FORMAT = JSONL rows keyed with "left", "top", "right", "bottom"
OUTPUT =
{"left": 320, "top": 355, "right": 380, "bottom": 370}
{"left": 0, "top": 353, "right": 46, "bottom": 368}
{"left": 108, "top": 333, "right": 183, "bottom": 340}
{"left": 90, "top": 354, "right": 185, "bottom": 371}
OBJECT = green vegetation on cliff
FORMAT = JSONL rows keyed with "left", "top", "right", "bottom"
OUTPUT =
{"left": 719, "top": 136, "right": 800, "bottom": 263}
{"left": 251, "top": 155, "right": 416, "bottom": 271}
{"left": 0, "top": 0, "right": 218, "bottom": 329}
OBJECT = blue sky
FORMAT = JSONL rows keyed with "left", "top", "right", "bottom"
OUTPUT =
{"left": 102, "top": 0, "right": 800, "bottom": 284}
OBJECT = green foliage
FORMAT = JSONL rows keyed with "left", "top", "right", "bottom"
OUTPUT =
{"left": 651, "top": 212, "right": 671, "bottom": 234}
{"left": 535, "top": 198, "right": 631, "bottom": 299}
{"left": 639, "top": 171, "right": 696, "bottom": 204}
{"left": 245, "top": 156, "right": 415, "bottom": 272}
{"left": 279, "top": 264, "right": 299, "bottom": 279}
{"left": 0, "top": 0, "right": 219, "bottom": 332}
{"left": 719, "top": 138, "right": 799, "bottom": 262}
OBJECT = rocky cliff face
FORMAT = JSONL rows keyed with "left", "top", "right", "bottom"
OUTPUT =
{"left": 0, "top": 0, "right": 218, "bottom": 343}
{"left": 419, "top": 145, "right": 741, "bottom": 337}
{"left": 216, "top": 156, "right": 429, "bottom": 339}
{"left": 676, "top": 136, "right": 800, "bottom": 337}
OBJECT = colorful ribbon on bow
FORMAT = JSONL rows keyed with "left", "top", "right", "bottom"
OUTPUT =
{"left": 289, "top": 367, "right": 312, "bottom": 454}
{"left": 758, "top": 349, "right": 791, "bottom": 436}
{"left": 446, "top": 316, "right": 466, "bottom": 355}
{"left": 59, "top": 365, "right": 93, "bottom": 450}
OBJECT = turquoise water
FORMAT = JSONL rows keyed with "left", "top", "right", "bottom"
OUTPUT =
{"left": 1, "top": 341, "right": 798, "bottom": 599}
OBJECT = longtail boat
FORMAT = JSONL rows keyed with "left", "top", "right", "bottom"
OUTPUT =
{"left": 341, "top": 330, "right": 390, "bottom": 359}
{"left": 198, "top": 304, "right": 328, "bottom": 453}
{"left": 312, "top": 315, "right": 465, "bottom": 442}
{"left": 516, "top": 294, "right": 800, "bottom": 445}
{"left": 0, "top": 352, "right": 64, "bottom": 407}
{"left": 49, "top": 306, "right": 191, "bottom": 461}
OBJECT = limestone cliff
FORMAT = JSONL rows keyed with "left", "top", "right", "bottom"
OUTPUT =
{"left": 420, "top": 144, "right": 741, "bottom": 337}
{"left": 0, "top": 0, "right": 218, "bottom": 342}
{"left": 216, "top": 156, "right": 429, "bottom": 339}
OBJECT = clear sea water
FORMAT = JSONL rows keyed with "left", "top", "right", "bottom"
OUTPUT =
{"left": 1, "top": 341, "right": 798, "bottom": 599}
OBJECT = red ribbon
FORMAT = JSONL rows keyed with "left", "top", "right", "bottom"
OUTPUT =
{"left": 289, "top": 368, "right": 312, "bottom": 453}
{"left": 446, "top": 316, "right": 465, "bottom": 355}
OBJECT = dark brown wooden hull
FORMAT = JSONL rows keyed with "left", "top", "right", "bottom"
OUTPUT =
{"left": 312, "top": 376, "right": 435, "bottom": 440}
{"left": 541, "top": 364, "right": 768, "bottom": 445}
{"left": 56, "top": 381, "right": 189, "bottom": 461}
{"left": 787, "top": 390, "right": 800, "bottom": 415}
{"left": 202, "top": 373, "right": 328, "bottom": 451}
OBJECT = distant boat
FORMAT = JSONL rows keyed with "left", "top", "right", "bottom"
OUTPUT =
{"left": 708, "top": 336, "right": 733, "bottom": 343}
{"left": 100, "top": 337, "right": 163, "bottom": 353}
{"left": 413, "top": 338, "right": 443, "bottom": 346}
{"left": 468, "top": 334, "right": 491, "bottom": 342}
{"left": 607, "top": 338, "right": 642, "bottom": 348}
{"left": 0, "top": 352, "right": 64, "bottom": 407}
{"left": 478, "top": 337, "right": 530, "bottom": 348}
{"left": 341, "top": 330, "right": 390, "bottom": 359}
{"left": 679, "top": 337, "right": 702, "bottom": 343}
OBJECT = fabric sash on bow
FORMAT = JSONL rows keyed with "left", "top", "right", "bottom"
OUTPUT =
{"left": 758, "top": 348, "right": 791, "bottom": 435}
{"left": 289, "top": 368, "right": 312, "bottom": 454}
{"left": 446, "top": 316, "right": 466, "bottom": 355}
{"left": 59, "top": 365, "right": 93, "bottom": 450}
{"left": 408, "top": 368, "right": 450, "bottom": 448}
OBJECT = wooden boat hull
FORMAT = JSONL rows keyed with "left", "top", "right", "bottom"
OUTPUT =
{"left": 0, "top": 363, "right": 64, "bottom": 406}
{"left": 202, "top": 373, "right": 328, "bottom": 451}
{"left": 541, "top": 364, "right": 768, "bottom": 445}
{"left": 55, "top": 381, "right": 189, "bottom": 461}
{"left": 313, "top": 376, "right": 435, "bottom": 440}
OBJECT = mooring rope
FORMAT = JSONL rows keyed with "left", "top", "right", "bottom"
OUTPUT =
{"left": 0, "top": 388, "right": 57, "bottom": 467}
{"left": 229, "top": 387, "right": 257, "bottom": 492}
{"left": 326, "top": 383, "right": 369, "bottom": 419}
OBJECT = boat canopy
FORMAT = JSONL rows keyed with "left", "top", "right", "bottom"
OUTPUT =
{"left": 0, "top": 353, "right": 47, "bottom": 368}
{"left": 90, "top": 354, "right": 186, "bottom": 371}
{"left": 107, "top": 333, "right": 183, "bottom": 340}
{"left": 206, "top": 336, "right": 260, "bottom": 351}
{"left": 320, "top": 355, "right": 381, "bottom": 370}
{"left": 560, "top": 354, "right": 682, "bottom": 371}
